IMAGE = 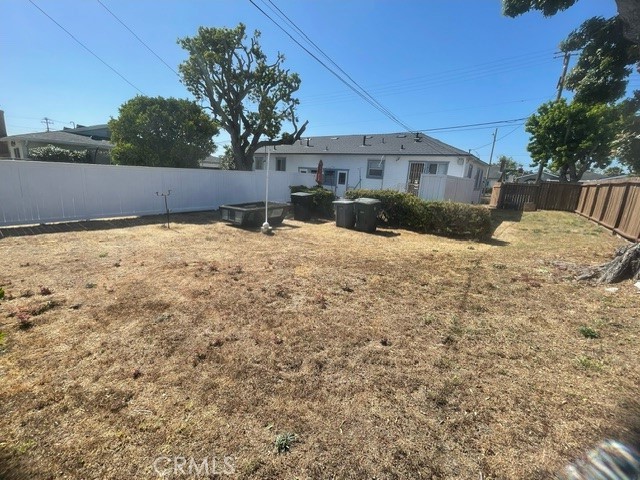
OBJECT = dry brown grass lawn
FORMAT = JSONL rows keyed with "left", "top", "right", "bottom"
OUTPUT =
{"left": 0, "top": 210, "right": 638, "bottom": 479}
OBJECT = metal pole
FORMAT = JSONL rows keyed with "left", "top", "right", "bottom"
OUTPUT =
{"left": 155, "top": 190, "right": 172, "bottom": 229}
{"left": 485, "top": 128, "right": 498, "bottom": 190}
{"left": 536, "top": 51, "right": 572, "bottom": 184}
{"left": 261, "top": 148, "right": 272, "bottom": 234}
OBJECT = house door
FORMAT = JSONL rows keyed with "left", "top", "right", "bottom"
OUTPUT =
{"left": 323, "top": 169, "right": 348, "bottom": 197}
{"left": 335, "top": 170, "right": 348, "bottom": 197}
{"left": 407, "top": 162, "right": 425, "bottom": 195}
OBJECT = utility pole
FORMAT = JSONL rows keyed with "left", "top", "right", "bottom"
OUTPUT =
{"left": 41, "top": 117, "right": 54, "bottom": 132}
{"left": 555, "top": 51, "right": 571, "bottom": 101}
{"left": 535, "top": 51, "right": 572, "bottom": 183}
{"left": 485, "top": 128, "right": 498, "bottom": 190}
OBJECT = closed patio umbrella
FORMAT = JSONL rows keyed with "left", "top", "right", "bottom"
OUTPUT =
{"left": 315, "top": 159, "right": 323, "bottom": 185}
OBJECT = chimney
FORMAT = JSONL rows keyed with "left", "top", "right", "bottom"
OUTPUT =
{"left": 0, "top": 110, "right": 9, "bottom": 158}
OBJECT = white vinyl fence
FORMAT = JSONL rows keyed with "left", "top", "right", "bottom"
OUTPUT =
{"left": 418, "top": 174, "right": 481, "bottom": 204}
{"left": 0, "top": 160, "right": 315, "bottom": 227}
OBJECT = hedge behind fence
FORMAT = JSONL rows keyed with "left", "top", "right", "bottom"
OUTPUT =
{"left": 345, "top": 189, "right": 492, "bottom": 240}
{"left": 289, "top": 185, "right": 336, "bottom": 218}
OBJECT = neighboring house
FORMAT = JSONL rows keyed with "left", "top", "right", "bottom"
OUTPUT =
{"left": 579, "top": 171, "right": 607, "bottom": 182}
{"left": 62, "top": 124, "right": 110, "bottom": 141}
{"left": 515, "top": 171, "right": 608, "bottom": 183}
{"left": 0, "top": 110, "right": 10, "bottom": 158}
{"left": 515, "top": 172, "right": 560, "bottom": 183}
{"left": 253, "top": 132, "right": 488, "bottom": 202}
{"left": 200, "top": 155, "right": 222, "bottom": 169}
{"left": 486, "top": 164, "right": 519, "bottom": 188}
{"left": 0, "top": 130, "right": 113, "bottom": 164}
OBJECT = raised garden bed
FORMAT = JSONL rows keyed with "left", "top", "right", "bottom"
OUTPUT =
{"left": 218, "top": 201, "right": 290, "bottom": 227}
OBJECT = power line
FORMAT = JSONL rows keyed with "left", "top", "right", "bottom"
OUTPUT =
{"left": 418, "top": 117, "right": 527, "bottom": 133}
{"left": 249, "top": 0, "right": 415, "bottom": 132}
{"left": 27, "top": 0, "right": 144, "bottom": 94}
{"left": 258, "top": 0, "right": 413, "bottom": 131}
{"left": 302, "top": 54, "right": 554, "bottom": 105}
{"left": 95, "top": 0, "right": 180, "bottom": 78}
{"left": 471, "top": 123, "right": 527, "bottom": 150}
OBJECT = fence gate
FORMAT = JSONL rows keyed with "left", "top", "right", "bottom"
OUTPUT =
{"left": 407, "top": 162, "right": 425, "bottom": 195}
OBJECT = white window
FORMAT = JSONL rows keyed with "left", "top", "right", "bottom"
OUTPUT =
{"left": 254, "top": 156, "right": 264, "bottom": 170}
{"left": 467, "top": 164, "right": 474, "bottom": 178}
{"left": 426, "top": 162, "right": 448, "bottom": 175}
{"left": 298, "top": 167, "right": 317, "bottom": 174}
{"left": 13, "top": 147, "right": 20, "bottom": 159}
{"left": 367, "top": 159, "right": 385, "bottom": 179}
{"left": 276, "top": 157, "right": 286, "bottom": 171}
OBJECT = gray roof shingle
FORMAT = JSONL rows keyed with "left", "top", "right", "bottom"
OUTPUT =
{"left": 268, "top": 132, "right": 480, "bottom": 160}
{"left": 1, "top": 131, "right": 113, "bottom": 149}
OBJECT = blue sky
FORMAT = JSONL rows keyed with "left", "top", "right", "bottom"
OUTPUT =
{"left": 3, "top": 0, "right": 634, "bottom": 168}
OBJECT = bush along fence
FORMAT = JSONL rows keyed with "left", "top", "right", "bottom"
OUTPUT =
{"left": 345, "top": 189, "right": 492, "bottom": 240}
{"left": 289, "top": 185, "right": 336, "bottom": 218}
{"left": 576, "top": 178, "right": 640, "bottom": 242}
{"left": 489, "top": 182, "right": 582, "bottom": 211}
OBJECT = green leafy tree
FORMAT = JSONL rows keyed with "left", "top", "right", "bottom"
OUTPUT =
{"left": 496, "top": 155, "right": 518, "bottom": 172}
{"left": 178, "top": 23, "right": 308, "bottom": 171}
{"left": 612, "top": 92, "right": 640, "bottom": 173}
{"left": 503, "top": 0, "right": 640, "bottom": 105}
{"left": 503, "top": 0, "right": 640, "bottom": 46}
{"left": 29, "top": 144, "right": 90, "bottom": 163}
{"left": 109, "top": 96, "right": 219, "bottom": 168}
{"left": 561, "top": 16, "right": 639, "bottom": 105}
{"left": 219, "top": 145, "right": 236, "bottom": 170}
{"left": 526, "top": 99, "right": 621, "bottom": 182}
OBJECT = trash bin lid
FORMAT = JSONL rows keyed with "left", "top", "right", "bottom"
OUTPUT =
{"left": 332, "top": 199, "right": 354, "bottom": 205}
{"left": 291, "top": 192, "right": 313, "bottom": 197}
{"left": 355, "top": 197, "right": 381, "bottom": 205}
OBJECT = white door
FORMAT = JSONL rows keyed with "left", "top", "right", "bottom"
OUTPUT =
{"left": 335, "top": 170, "right": 348, "bottom": 197}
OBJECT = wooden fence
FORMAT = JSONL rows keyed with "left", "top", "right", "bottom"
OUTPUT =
{"left": 490, "top": 182, "right": 582, "bottom": 211}
{"left": 576, "top": 178, "right": 640, "bottom": 242}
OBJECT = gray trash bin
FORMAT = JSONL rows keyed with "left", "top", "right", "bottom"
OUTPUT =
{"left": 332, "top": 199, "right": 355, "bottom": 228}
{"left": 354, "top": 198, "right": 381, "bottom": 233}
{"left": 290, "top": 191, "right": 313, "bottom": 221}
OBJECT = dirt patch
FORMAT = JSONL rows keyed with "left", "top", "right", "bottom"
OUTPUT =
{"left": 0, "top": 210, "right": 638, "bottom": 479}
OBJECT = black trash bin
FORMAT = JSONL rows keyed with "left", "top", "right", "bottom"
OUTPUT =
{"left": 332, "top": 199, "right": 355, "bottom": 228}
{"left": 354, "top": 198, "right": 381, "bottom": 233}
{"left": 290, "top": 191, "right": 313, "bottom": 221}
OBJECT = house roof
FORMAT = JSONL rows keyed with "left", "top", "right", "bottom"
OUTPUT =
{"left": 580, "top": 171, "right": 607, "bottom": 181}
{"left": 268, "top": 132, "right": 485, "bottom": 164}
{"left": 62, "top": 124, "right": 110, "bottom": 140}
{"left": 0, "top": 131, "right": 113, "bottom": 149}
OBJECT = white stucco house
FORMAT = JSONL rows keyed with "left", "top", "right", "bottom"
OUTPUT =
{"left": 253, "top": 132, "right": 488, "bottom": 202}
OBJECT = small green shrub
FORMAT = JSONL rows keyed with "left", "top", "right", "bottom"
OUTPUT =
{"left": 290, "top": 185, "right": 336, "bottom": 218}
{"left": 274, "top": 432, "right": 297, "bottom": 454}
{"left": 579, "top": 326, "right": 600, "bottom": 339}
{"left": 29, "top": 144, "right": 90, "bottom": 163}
{"left": 575, "top": 355, "right": 603, "bottom": 371}
{"left": 0, "top": 287, "right": 4, "bottom": 300}
{"left": 345, "top": 189, "right": 492, "bottom": 240}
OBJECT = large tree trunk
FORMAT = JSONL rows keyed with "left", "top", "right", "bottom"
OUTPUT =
{"left": 577, "top": 243, "right": 640, "bottom": 283}
{"left": 616, "top": 0, "right": 640, "bottom": 46}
